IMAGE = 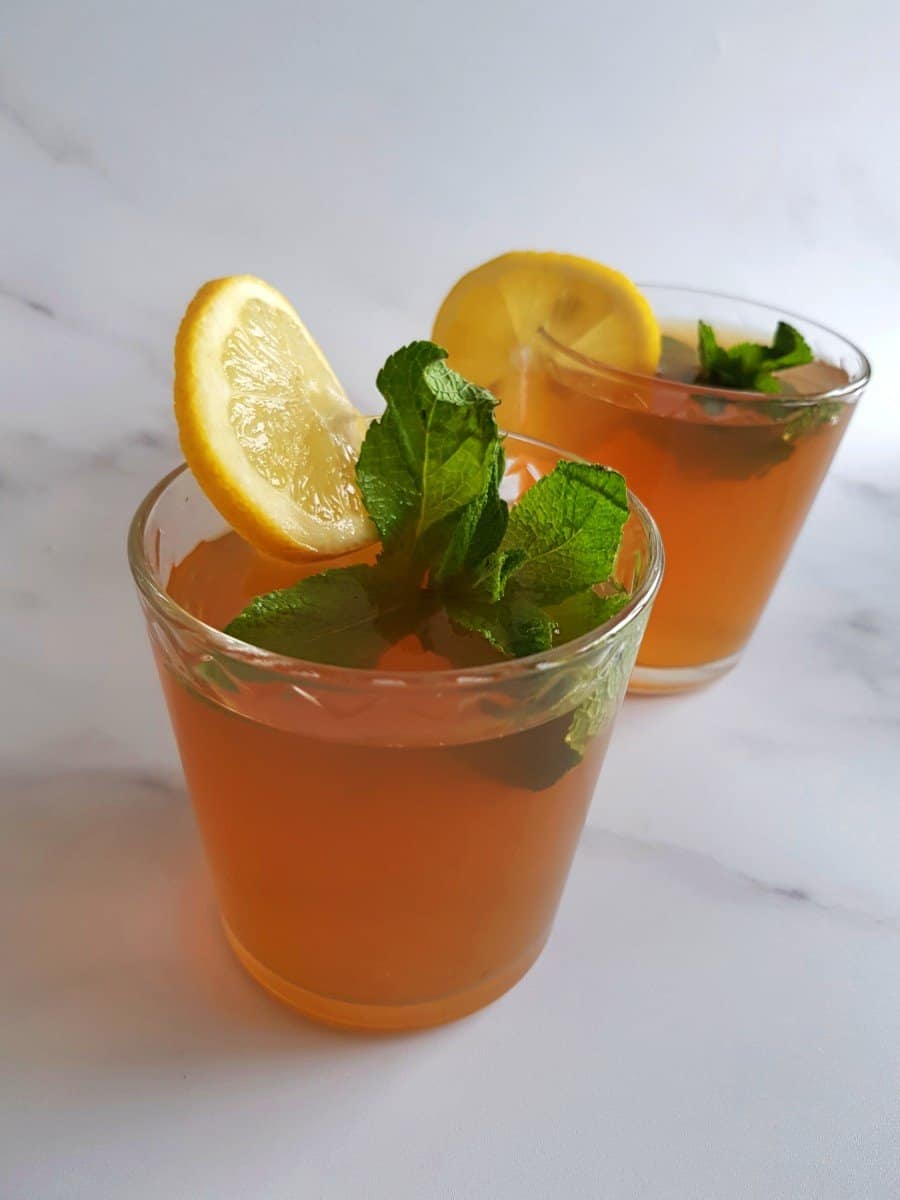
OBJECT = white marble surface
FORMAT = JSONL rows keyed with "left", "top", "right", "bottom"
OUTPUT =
{"left": 2, "top": 2, "right": 899, "bottom": 1197}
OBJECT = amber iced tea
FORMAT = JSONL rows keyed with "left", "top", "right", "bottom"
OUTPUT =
{"left": 129, "top": 438, "right": 661, "bottom": 1030}
{"left": 493, "top": 289, "right": 868, "bottom": 690}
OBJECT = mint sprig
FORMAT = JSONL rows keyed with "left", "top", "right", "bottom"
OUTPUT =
{"left": 691, "top": 321, "right": 844, "bottom": 467}
{"left": 225, "top": 342, "right": 631, "bottom": 675}
{"left": 500, "top": 461, "right": 629, "bottom": 601}
{"left": 696, "top": 320, "right": 813, "bottom": 394}
{"left": 355, "top": 341, "right": 501, "bottom": 569}
{"left": 222, "top": 563, "right": 425, "bottom": 667}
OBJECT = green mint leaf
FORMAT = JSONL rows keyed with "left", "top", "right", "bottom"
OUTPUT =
{"left": 544, "top": 588, "right": 629, "bottom": 645}
{"left": 449, "top": 710, "right": 584, "bottom": 793}
{"left": 768, "top": 321, "right": 815, "bottom": 370}
{"left": 697, "top": 320, "right": 722, "bottom": 378}
{"left": 500, "top": 462, "right": 629, "bottom": 604}
{"left": 224, "top": 563, "right": 423, "bottom": 667}
{"left": 432, "top": 440, "right": 509, "bottom": 584}
{"left": 563, "top": 599, "right": 648, "bottom": 759}
{"left": 780, "top": 399, "right": 844, "bottom": 446}
{"left": 695, "top": 320, "right": 813, "bottom": 393}
{"left": 453, "top": 591, "right": 645, "bottom": 792}
{"left": 752, "top": 371, "right": 783, "bottom": 394}
{"left": 447, "top": 548, "right": 527, "bottom": 604}
{"left": 447, "top": 593, "right": 554, "bottom": 658}
{"left": 692, "top": 322, "right": 837, "bottom": 473}
{"left": 355, "top": 342, "right": 500, "bottom": 568}
{"left": 225, "top": 343, "right": 634, "bottom": 689}
{"left": 565, "top": 685, "right": 613, "bottom": 758}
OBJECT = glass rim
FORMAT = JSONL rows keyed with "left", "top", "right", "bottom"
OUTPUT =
{"left": 127, "top": 436, "right": 664, "bottom": 690}
{"left": 538, "top": 282, "right": 871, "bottom": 408}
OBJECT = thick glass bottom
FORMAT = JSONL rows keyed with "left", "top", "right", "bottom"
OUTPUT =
{"left": 629, "top": 652, "right": 741, "bottom": 695}
{"left": 223, "top": 920, "right": 548, "bottom": 1032}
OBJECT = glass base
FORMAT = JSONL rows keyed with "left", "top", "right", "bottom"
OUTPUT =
{"left": 629, "top": 652, "right": 740, "bottom": 695}
{"left": 223, "top": 920, "right": 547, "bottom": 1032}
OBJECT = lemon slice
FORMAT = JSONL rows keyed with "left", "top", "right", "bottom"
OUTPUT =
{"left": 174, "top": 276, "right": 375, "bottom": 561}
{"left": 432, "top": 251, "right": 660, "bottom": 389}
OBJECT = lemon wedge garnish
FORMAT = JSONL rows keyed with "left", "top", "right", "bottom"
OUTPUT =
{"left": 432, "top": 251, "right": 660, "bottom": 388}
{"left": 174, "top": 276, "right": 374, "bottom": 561}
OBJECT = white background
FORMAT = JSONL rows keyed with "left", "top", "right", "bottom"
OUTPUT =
{"left": 3, "top": 0, "right": 899, "bottom": 438}
{"left": 2, "top": 3, "right": 899, "bottom": 1198}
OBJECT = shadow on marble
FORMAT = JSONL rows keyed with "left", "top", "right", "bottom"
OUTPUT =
{"left": 0, "top": 769, "right": 406, "bottom": 1078}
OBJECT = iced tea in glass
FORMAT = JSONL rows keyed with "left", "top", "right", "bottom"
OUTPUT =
{"left": 129, "top": 435, "right": 662, "bottom": 1030}
{"left": 493, "top": 288, "right": 869, "bottom": 691}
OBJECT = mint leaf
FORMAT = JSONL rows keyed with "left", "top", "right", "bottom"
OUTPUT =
{"left": 432, "top": 439, "right": 509, "bottom": 584}
{"left": 449, "top": 711, "right": 583, "bottom": 793}
{"left": 447, "top": 548, "right": 527, "bottom": 604}
{"left": 563, "top": 599, "right": 648, "bottom": 758}
{"left": 447, "top": 593, "right": 555, "bottom": 658}
{"left": 224, "top": 564, "right": 423, "bottom": 667}
{"left": 697, "top": 320, "right": 723, "bottom": 378}
{"left": 769, "top": 321, "right": 815, "bottom": 370}
{"left": 692, "top": 321, "right": 843, "bottom": 472}
{"left": 225, "top": 339, "right": 636, "bottom": 776}
{"left": 448, "top": 574, "right": 626, "bottom": 663}
{"left": 355, "top": 342, "right": 500, "bottom": 569}
{"left": 695, "top": 320, "right": 813, "bottom": 393}
{"left": 565, "top": 688, "right": 609, "bottom": 758}
{"left": 780, "top": 399, "right": 844, "bottom": 445}
{"left": 544, "top": 588, "right": 629, "bottom": 645}
{"left": 500, "top": 462, "right": 630, "bottom": 603}
{"left": 450, "top": 592, "right": 645, "bottom": 793}
{"left": 222, "top": 340, "right": 640, "bottom": 785}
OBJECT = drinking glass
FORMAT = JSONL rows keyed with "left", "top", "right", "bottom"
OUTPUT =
{"left": 128, "top": 435, "right": 662, "bottom": 1030}
{"left": 494, "top": 287, "right": 869, "bottom": 692}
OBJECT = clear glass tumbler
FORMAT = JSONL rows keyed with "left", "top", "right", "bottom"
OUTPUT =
{"left": 494, "top": 287, "right": 869, "bottom": 692}
{"left": 128, "top": 435, "right": 662, "bottom": 1031}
